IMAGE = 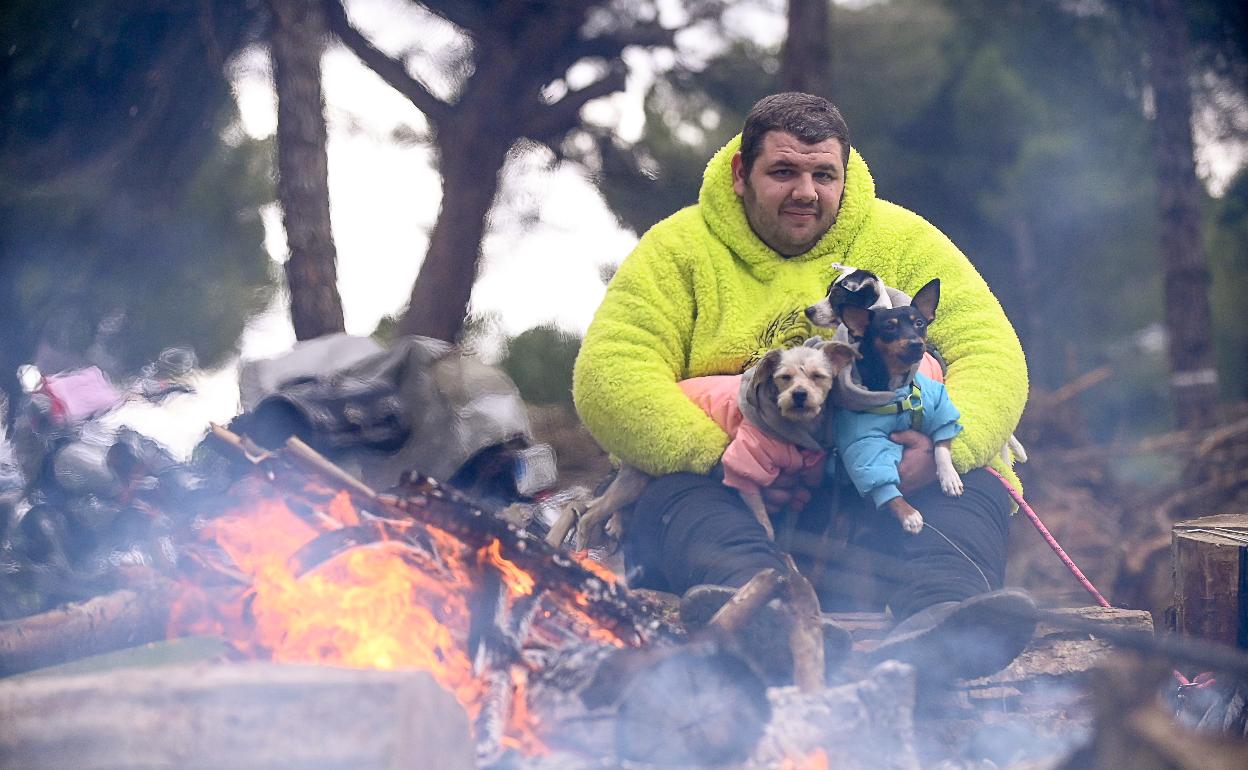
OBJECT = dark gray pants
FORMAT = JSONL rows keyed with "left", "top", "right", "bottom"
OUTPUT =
{"left": 622, "top": 468, "right": 1012, "bottom": 621}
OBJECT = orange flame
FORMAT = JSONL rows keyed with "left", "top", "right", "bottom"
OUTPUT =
{"left": 781, "top": 748, "right": 830, "bottom": 770}
{"left": 184, "top": 492, "right": 483, "bottom": 708}
{"left": 171, "top": 484, "right": 626, "bottom": 756}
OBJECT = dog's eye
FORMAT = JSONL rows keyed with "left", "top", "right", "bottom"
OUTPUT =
{"left": 775, "top": 374, "right": 793, "bottom": 383}
{"left": 914, "top": 319, "right": 926, "bottom": 329}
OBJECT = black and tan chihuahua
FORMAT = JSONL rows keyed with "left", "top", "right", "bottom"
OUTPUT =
{"left": 837, "top": 278, "right": 964, "bottom": 533}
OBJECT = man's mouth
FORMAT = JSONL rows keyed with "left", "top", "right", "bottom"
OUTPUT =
{"left": 782, "top": 208, "right": 818, "bottom": 223}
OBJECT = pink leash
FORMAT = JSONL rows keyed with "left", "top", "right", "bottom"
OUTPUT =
{"left": 983, "top": 466, "right": 1215, "bottom": 690}
{"left": 984, "top": 466, "right": 1110, "bottom": 608}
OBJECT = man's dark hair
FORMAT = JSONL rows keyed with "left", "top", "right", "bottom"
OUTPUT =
{"left": 740, "top": 92, "right": 851, "bottom": 174}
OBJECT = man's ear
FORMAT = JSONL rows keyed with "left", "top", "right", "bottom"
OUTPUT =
{"left": 821, "top": 341, "right": 860, "bottom": 373}
{"left": 840, "top": 305, "right": 871, "bottom": 340}
{"left": 731, "top": 152, "right": 747, "bottom": 197}
{"left": 745, "top": 349, "right": 781, "bottom": 411}
{"left": 910, "top": 279, "right": 940, "bottom": 323}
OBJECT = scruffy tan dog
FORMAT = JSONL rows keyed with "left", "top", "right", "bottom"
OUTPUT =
{"left": 549, "top": 341, "right": 857, "bottom": 550}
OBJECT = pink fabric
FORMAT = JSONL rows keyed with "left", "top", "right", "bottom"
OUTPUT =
{"left": 918, "top": 352, "right": 944, "bottom": 383}
{"left": 678, "top": 376, "right": 825, "bottom": 496}
{"left": 39, "top": 367, "right": 122, "bottom": 423}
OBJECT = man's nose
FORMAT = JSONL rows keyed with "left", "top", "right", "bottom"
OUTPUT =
{"left": 791, "top": 174, "right": 817, "bottom": 203}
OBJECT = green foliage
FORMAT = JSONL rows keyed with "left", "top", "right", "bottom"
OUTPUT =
{"left": 499, "top": 325, "right": 581, "bottom": 407}
{"left": 0, "top": 0, "right": 274, "bottom": 399}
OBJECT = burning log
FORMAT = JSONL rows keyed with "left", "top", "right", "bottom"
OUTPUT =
{"left": 0, "top": 662, "right": 475, "bottom": 769}
{"left": 526, "top": 638, "right": 772, "bottom": 766}
{"left": 751, "top": 661, "right": 921, "bottom": 770}
{"left": 178, "top": 426, "right": 700, "bottom": 759}
{"left": 206, "top": 425, "right": 669, "bottom": 648}
{"left": 0, "top": 579, "right": 175, "bottom": 676}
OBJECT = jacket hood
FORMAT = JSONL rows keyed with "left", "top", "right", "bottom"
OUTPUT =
{"left": 698, "top": 133, "right": 877, "bottom": 281}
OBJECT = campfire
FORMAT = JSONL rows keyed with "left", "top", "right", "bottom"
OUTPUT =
{"left": 167, "top": 427, "right": 668, "bottom": 763}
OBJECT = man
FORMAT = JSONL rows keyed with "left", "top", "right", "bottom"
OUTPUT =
{"left": 573, "top": 93, "right": 1035, "bottom": 683}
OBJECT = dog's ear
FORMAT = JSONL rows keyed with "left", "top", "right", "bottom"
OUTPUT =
{"left": 745, "top": 349, "right": 782, "bottom": 412}
{"left": 910, "top": 279, "right": 940, "bottom": 323}
{"left": 821, "top": 340, "right": 860, "bottom": 373}
{"left": 840, "top": 304, "right": 871, "bottom": 339}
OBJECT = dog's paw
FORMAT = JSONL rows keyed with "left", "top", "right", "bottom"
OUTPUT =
{"left": 902, "top": 511, "right": 924, "bottom": 534}
{"left": 939, "top": 471, "right": 964, "bottom": 498}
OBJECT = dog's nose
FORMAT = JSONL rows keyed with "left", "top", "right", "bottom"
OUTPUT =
{"left": 803, "top": 307, "right": 815, "bottom": 320}
{"left": 792, "top": 389, "right": 808, "bottom": 406}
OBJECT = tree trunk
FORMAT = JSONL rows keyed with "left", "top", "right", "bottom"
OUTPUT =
{"left": 780, "top": 0, "right": 831, "bottom": 97}
{"left": 269, "top": 0, "right": 346, "bottom": 341}
{"left": 1145, "top": 0, "right": 1219, "bottom": 428}
{"left": 397, "top": 134, "right": 511, "bottom": 342}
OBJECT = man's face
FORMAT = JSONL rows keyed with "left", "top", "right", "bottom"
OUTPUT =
{"left": 732, "top": 131, "right": 846, "bottom": 257}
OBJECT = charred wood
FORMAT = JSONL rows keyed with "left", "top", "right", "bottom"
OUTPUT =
{"left": 526, "top": 639, "right": 771, "bottom": 765}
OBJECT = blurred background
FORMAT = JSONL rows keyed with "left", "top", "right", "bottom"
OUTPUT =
{"left": 1, "top": 0, "right": 1245, "bottom": 615}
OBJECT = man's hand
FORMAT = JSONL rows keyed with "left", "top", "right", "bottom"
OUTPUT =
{"left": 892, "top": 430, "right": 936, "bottom": 494}
{"left": 762, "top": 464, "right": 823, "bottom": 514}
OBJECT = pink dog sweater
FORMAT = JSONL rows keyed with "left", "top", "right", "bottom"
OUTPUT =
{"left": 678, "top": 375, "right": 825, "bottom": 496}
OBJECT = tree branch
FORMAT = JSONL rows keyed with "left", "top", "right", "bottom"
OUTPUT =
{"left": 523, "top": 66, "right": 628, "bottom": 146}
{"left": 418, "top": 0, "right": 491, "bottom": 38}
{"left": 324, "top": 0, "right": 451, "bottom": 126}
{"left": 549, "top": 23, "right": 677, "bottom": 80}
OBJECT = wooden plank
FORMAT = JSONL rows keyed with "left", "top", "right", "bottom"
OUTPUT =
{"left": 0, "top": 662, "right": 474, "bottom": 769}
{"left": 1172, "top": 514, "right": 1248, "bottom": 648}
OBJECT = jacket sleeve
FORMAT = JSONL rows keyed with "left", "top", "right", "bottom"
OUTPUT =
{"left": 572, "top": 225, "right": 730, "bottom": 476}
{"left": 888, "top": 218, "right": 1028, "bottom": 475}
{"left": 836, "top": 421, "right": 905, "bottom": 508}
{"left": 921, "top": 379, "right": 964, "bottom": 444}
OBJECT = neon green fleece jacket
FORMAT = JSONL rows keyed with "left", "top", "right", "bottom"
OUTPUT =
{"left": 573, "top": 135, "right": 1027, "bottom": 490}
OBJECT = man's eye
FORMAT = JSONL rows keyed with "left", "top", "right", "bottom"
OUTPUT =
{"left": 815, "top": 172, "right": 837, "bottom": 182}
{"left": 772, "top": 169, "right": 793, "bottom": 178}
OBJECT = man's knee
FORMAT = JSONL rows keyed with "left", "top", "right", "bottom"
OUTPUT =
{"left": 629, "top": 472, "right": 782, "bottom": 592}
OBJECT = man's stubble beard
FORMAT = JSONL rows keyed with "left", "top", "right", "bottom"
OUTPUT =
{"left": 742, "top": 180, "right": 838, "bottom": 257}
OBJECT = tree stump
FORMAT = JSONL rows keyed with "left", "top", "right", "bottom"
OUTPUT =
{"left": 1173, "top": 514, "right": 1248, "bottom": 648}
